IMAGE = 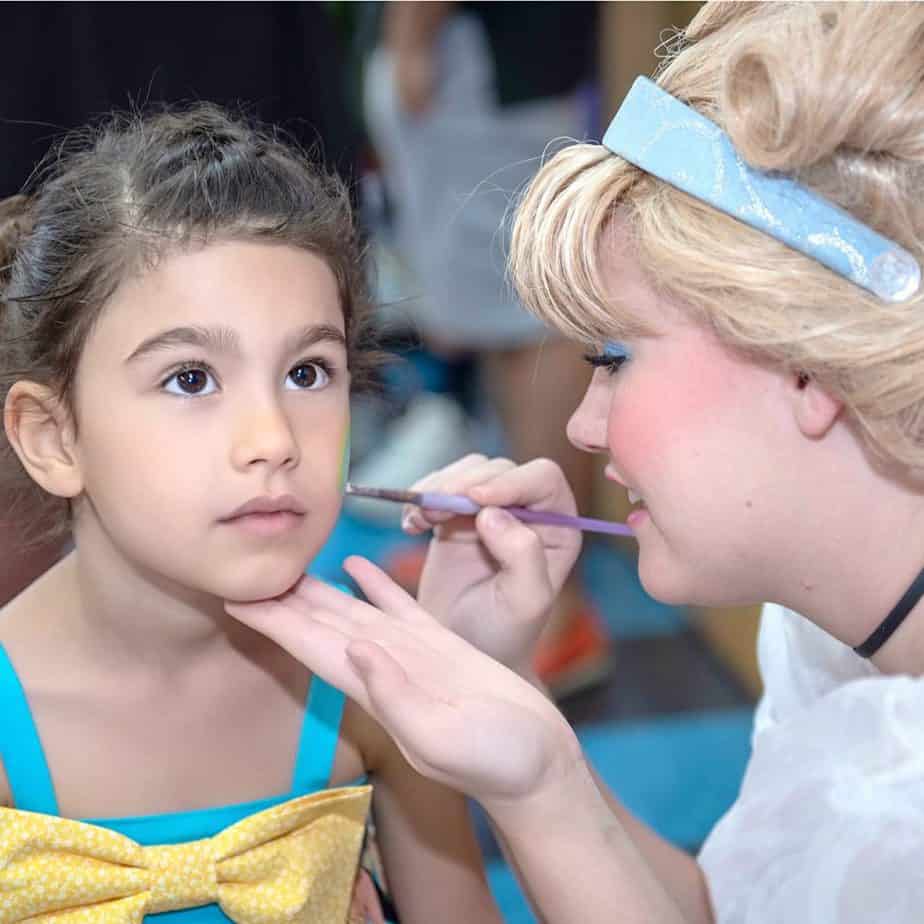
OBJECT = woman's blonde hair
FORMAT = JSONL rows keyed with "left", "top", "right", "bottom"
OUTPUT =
{"left": 511, "top": 1, "right": 924, "bottom": 472}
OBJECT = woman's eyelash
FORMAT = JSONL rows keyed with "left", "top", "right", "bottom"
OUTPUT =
{"left": 583, "top": 352, "right": 629, "bottom": 375}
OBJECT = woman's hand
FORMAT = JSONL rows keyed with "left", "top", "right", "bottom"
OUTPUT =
{"left": 225, "top": 556, "right": 582, "bottom": 805}
{"left": 403, "top": 454, "right": 582, "bottom": 671}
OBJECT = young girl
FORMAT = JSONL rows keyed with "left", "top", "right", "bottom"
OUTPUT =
{"left": 225, "top": 3, "right": 924, "bottom": 922}
{"left": 0, "top": 106, "right": 502, "bottom": 924}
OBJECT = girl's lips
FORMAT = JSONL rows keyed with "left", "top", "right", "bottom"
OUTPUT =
{"left": 223, "top": 510, "right": 305, "bottom": 537}
{"left": 224, "top": 493, "right": 306, "bottom": 519}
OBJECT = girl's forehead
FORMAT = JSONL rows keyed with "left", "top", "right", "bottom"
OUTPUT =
{"left": 95, "top": 242, "right": 345, "bottom": 347}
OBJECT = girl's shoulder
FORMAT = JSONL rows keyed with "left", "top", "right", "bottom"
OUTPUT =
{"left": 0, "top": 587, "right": 47, "bottom": 811}
{"left": 0, "top": 553, "right": 74, "bottom": 648}
{"left": 0, "top": 555, "right": 84, "bottom": 812}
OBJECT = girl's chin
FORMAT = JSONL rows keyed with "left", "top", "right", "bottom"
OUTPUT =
{"left": 220, "top": 567, "right": 308, "bottom": 604}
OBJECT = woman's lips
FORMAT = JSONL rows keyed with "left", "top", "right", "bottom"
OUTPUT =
{"left": 626, "top": 507, "right": 649, "bottom": 529}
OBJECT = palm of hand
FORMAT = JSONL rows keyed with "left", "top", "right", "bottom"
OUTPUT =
{"left": 225, "top": 565, "right": 579, "bottom": 805}
{"left": 363, "top": 621, "right": 573, "bottom": 800}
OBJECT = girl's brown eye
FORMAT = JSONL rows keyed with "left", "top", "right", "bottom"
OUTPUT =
{"left": 286, "top": 361, "right": 331, "bottom": 390}
{"left": 177, "top": 369, "right": 208, "bottom": 393}
{"left": 163, "top": 365, "right": 218, "bottom": 396}
{"left": 290, "top": 364, "right": 318, "bottom": 388}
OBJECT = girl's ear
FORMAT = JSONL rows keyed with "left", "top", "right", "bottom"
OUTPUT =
{"left": 793, "top": 373, "right": 843, "bottom": 438}
{"left": 4, "top": 382, "right": 83, "bottom": 498}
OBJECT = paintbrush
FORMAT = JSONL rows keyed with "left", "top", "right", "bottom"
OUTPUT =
{"left": 344, "top": 483, "right": 635, "bottom": 538}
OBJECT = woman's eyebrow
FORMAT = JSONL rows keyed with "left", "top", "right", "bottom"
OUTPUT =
{"left": 124, "top": 323, "right": 346, "bottom": 364}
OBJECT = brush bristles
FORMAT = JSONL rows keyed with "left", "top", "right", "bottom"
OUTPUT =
{"left": 343, "top": 484, "right": 420, "bottom": 504}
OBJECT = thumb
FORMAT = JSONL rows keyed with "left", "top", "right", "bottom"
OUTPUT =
{"left": 346, "top": 641, "right": 447, "bottom": 779}
{"left": 346, "top": 640, "right": 411, "bottom": 705}
{"left": 475, "top": 507, "right": 553, "bottom": 621}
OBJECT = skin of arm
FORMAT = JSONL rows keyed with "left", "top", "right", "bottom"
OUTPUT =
{"left": 0, "top": 762, "right": 10, "bottom": 808}
{"left": 509, "top": 669, "right": 715, "bottom": 924}
{"left": 481, "top": 748, "right": 691, "bottom": 924}
{"left": 352, "top": 701, "right": 503, "bottom": 924}
{"left": 585, "top": 763, "right": 714, "bottom": 924}
{"left": 383, "top": 1, "right": 455, "bottom": 51}
{"left": 381, "top": 1, "right": 455, "bottom": 115}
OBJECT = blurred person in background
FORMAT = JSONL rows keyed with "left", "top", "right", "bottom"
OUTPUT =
{"left": 361, "top": 0, "right": 608, "bottom": 698}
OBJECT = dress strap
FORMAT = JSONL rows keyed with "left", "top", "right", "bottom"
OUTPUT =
{"left": 290, "top": 581, "right": 352, "bottom": 793}
{"left": 0, "top": 644, "right": 59, "bottom": 814}
{"left": 291, "top": 676, "right": 347, "bottom": 792}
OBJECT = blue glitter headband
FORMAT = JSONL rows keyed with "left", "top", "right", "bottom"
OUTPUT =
{"left": 601, "top": 77, "right": 920, "bottom": 303}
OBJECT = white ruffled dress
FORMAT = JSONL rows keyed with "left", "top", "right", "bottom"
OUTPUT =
{"left": 699, "top": 603, "right": 924, "bottom": 922}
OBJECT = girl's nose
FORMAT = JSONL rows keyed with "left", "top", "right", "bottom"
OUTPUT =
{"left": 231, "top": 402, "right": 300, "bottom": 472}
{"left": 567, "top": 377, "right": 609, "bottom": 454}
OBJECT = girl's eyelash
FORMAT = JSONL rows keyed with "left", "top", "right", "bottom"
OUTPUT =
{"left": 160, "top": 359, "right": 217, "bottom": 387}
{"left": 583, "top": 352, "right": 629, "bottom": 375}
{"left": 294, "top": 356, "right": 336, "bottom": 378}
{"left": 159, "top": 356, "right": 339, "bottom": 387}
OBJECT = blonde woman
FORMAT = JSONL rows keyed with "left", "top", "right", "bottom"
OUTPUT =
{"left": 228, "top": 3, "right": 924, "bottom": 921}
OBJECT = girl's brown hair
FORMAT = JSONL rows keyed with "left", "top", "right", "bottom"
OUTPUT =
{"left": 1, "top": 103, "right": 376, "bottom": 542}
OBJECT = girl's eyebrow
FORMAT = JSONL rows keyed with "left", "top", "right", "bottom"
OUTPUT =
{"left": 124, "top": 323, "right": 347, "bottom": 364}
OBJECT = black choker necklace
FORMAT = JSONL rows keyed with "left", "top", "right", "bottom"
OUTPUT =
{"left": 853, "top": 566, "right": 924, "bottom": 658}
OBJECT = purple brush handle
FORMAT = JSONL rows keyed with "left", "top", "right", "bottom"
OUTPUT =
{"left": 504, "top": 506, "right": 635, "bottom": 537}
{"left": 416, "top": 492, "right": 635, "bottom": 538}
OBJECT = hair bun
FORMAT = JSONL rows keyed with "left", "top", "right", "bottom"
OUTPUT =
{"left": 721, "top": 3, "right": 924, "bottom": 172}
{"left": 0, "top": 195, "right": 32, "bottom": 288}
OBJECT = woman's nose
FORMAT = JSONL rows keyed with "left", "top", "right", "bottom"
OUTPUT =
{"left": 567, "top": 377, "right": 609, "bottom": 454}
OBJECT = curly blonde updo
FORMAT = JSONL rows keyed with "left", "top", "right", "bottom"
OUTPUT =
{"left": 511, "top": 1, "right": 924, "bottom": 474}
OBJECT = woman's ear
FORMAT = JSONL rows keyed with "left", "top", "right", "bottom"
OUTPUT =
{"left": 4, "top": 382, "right": 83, "bottom": 498}
{"left": 792, "top": 373, "right": 843, "bottom": 438}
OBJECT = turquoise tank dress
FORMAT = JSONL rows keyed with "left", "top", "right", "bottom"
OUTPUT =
{"left": 0, "top": 643, "right": 365, "bottom": 922}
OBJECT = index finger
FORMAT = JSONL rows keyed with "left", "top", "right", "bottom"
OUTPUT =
{"left": 466, "top": 458, "right": 577, "bottom": 515}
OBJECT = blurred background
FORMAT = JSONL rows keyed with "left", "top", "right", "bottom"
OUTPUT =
{"left": 1, "top": 4, "right": 760, "bottom": 921}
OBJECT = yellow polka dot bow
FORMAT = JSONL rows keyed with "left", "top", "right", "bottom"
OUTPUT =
{"left": 0, "top": 784, "right": 372, "bottom": 923}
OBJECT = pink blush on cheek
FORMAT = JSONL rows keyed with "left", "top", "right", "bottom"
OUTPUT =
{"left": 605, "top": 343, "right": 741, "bottom": 491}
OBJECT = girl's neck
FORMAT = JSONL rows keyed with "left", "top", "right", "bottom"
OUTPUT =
{"left": 62, "top": 528, "right": 283, "bottom": 676}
